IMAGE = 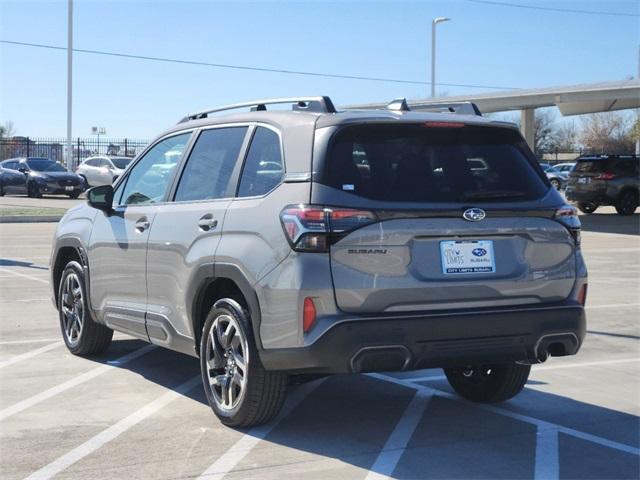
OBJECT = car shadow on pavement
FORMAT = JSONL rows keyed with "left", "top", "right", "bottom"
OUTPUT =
{"left": 579, "top": 212, "right": 639, "bottom": 235}
{"left": 0, "top": 258, "right": 49, "bottom": 270}
{"left": 91, "top": 340, "right": 640, "bottom": 480}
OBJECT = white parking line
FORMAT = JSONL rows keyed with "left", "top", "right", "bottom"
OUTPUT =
{"left": 197, "top": 378, "right": 325, "bottom": 480}
{"left": 0, "top": 338, "right": 61, "bottom": 345}
{"left": 370, "top": 374, "right": 639, "bottom": 456}
{"left": 534, "top": 429, "right": 559, "bottom": 480}
{"left": 365, "top": 390, "right": 432, "bottom": 480}
{"left": 25, "top": 375, "right": 201, "bottom": 480}
{"left": 0, "top": 341, "right": 61, "bottom": 369}
{"left": 0, "top": 267, "right": 49, "bottom": 284}
{"left": 0, "top": 297, "right": 51, "bottom": 303}
{"left": 586, "top": 303, "right": 640, "bottom": 309}
{"left": 0, "top": 344, "right": 156, "bottom": 421}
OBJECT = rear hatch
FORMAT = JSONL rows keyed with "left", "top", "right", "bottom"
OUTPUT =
{"left": 568, "top": 158, "right": 612, "bottom": 194}
{"left": 312, "top": 123, "right": 577, "bottom": 314}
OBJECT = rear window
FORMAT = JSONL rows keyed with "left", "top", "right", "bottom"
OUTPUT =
{"left": 320, "top": 124, "right": 547, "bottom": 203}
{"left": 574, "top": 160, "right": 609, "bottom": 173}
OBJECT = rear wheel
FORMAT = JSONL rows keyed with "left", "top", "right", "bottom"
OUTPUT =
{"left": 200, "top": 300, "right": 287, "bottom": 427}
{"left": 577, "top": 202, "right": 598, "bottom": 214}
{"left": 615, "top": 190, "right": 638, "bottom": 215}
{"left": 58, "top": 261, "right": 113, "bottom": 355}
{"left": 444, "top": 362, "right": 531, "bottom": 403}
{"left": 67, "top": 191, "right": 80, "bottom": 199}
{"left": 0, "top": 182, "right": 4, "bottom": 196}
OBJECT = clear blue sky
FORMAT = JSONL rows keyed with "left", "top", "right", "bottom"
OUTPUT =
{"left": 0, "top": 0, "right": 638, "bottom": 139}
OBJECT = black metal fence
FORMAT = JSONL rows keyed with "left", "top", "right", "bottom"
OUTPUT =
{"left": 0, "top": 136, "right": 149, "bottom": 168}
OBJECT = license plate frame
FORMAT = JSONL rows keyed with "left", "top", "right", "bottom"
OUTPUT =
{"left": 64, "top": 186, "right": 74, "bottom": 191}
{"left": 440, "top": 240, "right": 496, "bottom": 274}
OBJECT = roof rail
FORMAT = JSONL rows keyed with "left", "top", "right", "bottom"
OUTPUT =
{"left": 411, "top": 101, "right": 483, "bottom": 116}
{"left": 178, "top": 96, "right": 337, "bottom": 123}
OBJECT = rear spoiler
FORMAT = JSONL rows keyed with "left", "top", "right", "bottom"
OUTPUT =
{"left": 349, "top": 98, "right": 483, "bottom": 116}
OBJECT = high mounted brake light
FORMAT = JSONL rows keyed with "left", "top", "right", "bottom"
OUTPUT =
{"left": 280, "top": 205, "right": 377, "bottom": 252}
{"left": 423, "top": 121, "right": 465, "bottom": 128}
{"left": 554, "top": 205, "right": 581, "bottom": 245}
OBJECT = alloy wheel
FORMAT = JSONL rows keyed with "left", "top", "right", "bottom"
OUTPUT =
{"left": 60, "top": 272, "right": 84, "bottom": 346}
{"left": 205, "top": 314, "right": 249, "bottom": 411}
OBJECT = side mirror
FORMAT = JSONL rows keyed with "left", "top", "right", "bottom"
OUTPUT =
{"left": 87, "top": 184, "right": 114, "bottom": 212}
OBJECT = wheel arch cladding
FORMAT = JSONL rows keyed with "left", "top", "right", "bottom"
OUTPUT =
{"left": 52, "top": 241, "right": 86, "bottom": 306}
{"left": 191, "top": 264, "right": 263, "bottom": 354}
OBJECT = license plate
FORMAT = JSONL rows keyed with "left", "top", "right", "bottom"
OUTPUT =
{"left": 577, "top": 177, "right": 590, "bottom": 184}
{"left": 65, "top": 186, "right": 74, "bottom": 191}
{"left": 440, "top": 240, "right": 495, "bottom": 274}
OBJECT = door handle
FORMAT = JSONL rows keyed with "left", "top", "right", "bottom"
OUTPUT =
{"left": 198, "top": 215, "right": 218, "bottom": 231}
{"left": 135, "top": 218, "right": 150, "bottom": 232}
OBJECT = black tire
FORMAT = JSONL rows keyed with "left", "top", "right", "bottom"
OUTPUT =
{"left": 0, "top": 182, "right": 4, "bottom": 196}
{"left": 444, "top": 362, "right": 531, "bottom": 403}
{"left": 577, "top": 202, "right": 598, "bottom": 214}
{"left": 27, "top": 181, "right": 41, "bottom": 198}
{"left": 67, "top": 191, "right": 80, "bottom": 199}
{"left": 550, "top": 178, "right": 561, "bottom": 190}
{"left": 200, "top": 299, "right": 287, "bottom": 427}
{"left": 615, "top": 190, "right": 638, "bottom": 215}
{"left": 58, "top": 261, "right": 113, "bottom": 355}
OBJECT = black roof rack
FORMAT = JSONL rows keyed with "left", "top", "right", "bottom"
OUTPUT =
{"left": 178, "top": 96, "right": 337, "bottom": 123}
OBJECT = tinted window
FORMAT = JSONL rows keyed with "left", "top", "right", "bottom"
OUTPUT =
{"left": 26, "top": 159, "right": 66, "bottom": 172}
{"left": 237, "top": 127, "right": 283, "bottom": 197}
{"left": 85, "top": 159, "right": 98, "bottom": 167}
{"left": 614, "top": 159, "right": 638, "bottom": 176}
{"left": 120, "top": 133, "right": 190, "bottom": 205}
{"left": 574, "top": 160, "right": 608, "bottom": 173}
{"left": 174, "top": 127, "right": 247, "bottom": 202}
{"left": 322, "top": 125, "right": 547, "bottom": 203}
{"left": 110, "top": 158, "right": 131, "bottom": 169}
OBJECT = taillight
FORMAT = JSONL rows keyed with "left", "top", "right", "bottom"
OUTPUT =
{"left": 577, "top": 284, "right": 588, "bottom": 306}
{"left": 554, "top": 205, "right": 581, "bottom": 245}
{"left": 280, "top": 204, "right": 377, "bottom": 252}
{"left": 303, "top": 297, "right": 316, "bottom": 333}
{"left": 595, "top": 172, "right": 616, "bottom": 180}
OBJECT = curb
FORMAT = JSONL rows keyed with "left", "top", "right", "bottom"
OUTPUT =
{"left": 0, "top": 215, "right": 63, "bottom": 223}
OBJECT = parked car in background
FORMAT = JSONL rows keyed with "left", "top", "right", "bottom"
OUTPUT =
{"left": 76, "top": 156, "right": 133, "bottom": 187}
{"left": 0, "top": 157, "right": 85, "bottom": 198}
{"left": 544, "top": 165, "right": 569, "bottom": 190}
{"left": 539, "top": 162, "right": 551, "bottom": 171}
{"left": 0, "top": 165, "right": 27, "bottom": 196}
{"left": 553, "top": 162, "right": 576, "bottom": 174}
{"left": 566, "top": 154, "right": 639, "bottom": 215}
{"left": 50, "top": 96, "right": 586, "bottom": 428}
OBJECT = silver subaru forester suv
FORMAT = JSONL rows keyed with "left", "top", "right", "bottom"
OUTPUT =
{"left": 50, "top": 96, "right": 587, "bottom": 427}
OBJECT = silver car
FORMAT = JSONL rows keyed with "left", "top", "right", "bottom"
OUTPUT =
{"left": 76, "top": 156, "right": 133, "bottom": 187}
{"left": 50, "top": 97, "right": 587, "bottom": 427}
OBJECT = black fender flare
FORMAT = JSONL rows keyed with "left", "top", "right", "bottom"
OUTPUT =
{"left": 51, "top": 237, "right": 90, "bottom": 307}
{"left": 190, "top": 262, "right": 263, "bottom": 351}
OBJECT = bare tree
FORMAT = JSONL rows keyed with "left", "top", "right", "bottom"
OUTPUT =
{"left": 553, "top": 121, "right": 578, "bottom": 152}
{"left": 579, "top": 113, "right": 634, "bottom": 154}
{"left": 0, "top": 121, "right": 16, "bottom": 138}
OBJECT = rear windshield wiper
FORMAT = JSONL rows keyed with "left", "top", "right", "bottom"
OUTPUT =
{"left": 460, "top": 190, "right": 525, "bottom": 201}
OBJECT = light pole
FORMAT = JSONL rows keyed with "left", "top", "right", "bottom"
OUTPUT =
{"left": 431, "top": 17, "right": 450, "bottom": 98}
{"left": 66, "top": 0, "right": 73, "bottom": 170}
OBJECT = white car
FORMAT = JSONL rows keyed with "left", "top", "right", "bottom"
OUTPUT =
{"left": 76, "top": 156, "right": 133, "bottom": 187}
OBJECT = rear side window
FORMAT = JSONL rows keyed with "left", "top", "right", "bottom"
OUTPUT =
{"left": 321, "top": 124, "right": 547, "bottom": 203}
{"left": 174, "top": 127, "right": 247, "bottom": 202}
{"left": 237, "top": 127, "right": 283, "bottom": 197}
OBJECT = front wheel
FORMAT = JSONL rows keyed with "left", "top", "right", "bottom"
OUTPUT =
{"left": 200, "top": 300, "right": 287, "bottom": 427}
{"left": 27, "top": 181, "right": 41, "bottom": 198}
{"left": 58, "top": 261, "right": 113, "bottom": 355}
{"left": 444, "top": 362, "right": 531, "bottom": 403}
{"left": 577, "top": 202, "right": 598, "bottom": 214}
{"left": 615, "top": 190, "right": 638, "bottom": 215}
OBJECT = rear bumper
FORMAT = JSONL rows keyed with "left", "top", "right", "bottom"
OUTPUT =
{"left": 566, "top": 187, "right": 613, "bottom": 205}
{"left": 259, "top": 304, "right": 586, "bottom": 374}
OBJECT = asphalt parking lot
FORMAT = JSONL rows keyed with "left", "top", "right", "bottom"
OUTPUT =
{"left": 0, "top": 208, "right": 638, "bottom": 480}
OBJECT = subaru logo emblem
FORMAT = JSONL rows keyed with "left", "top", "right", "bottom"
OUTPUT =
{"left": 463, "top": 208, "right": 486, "bottom": 222}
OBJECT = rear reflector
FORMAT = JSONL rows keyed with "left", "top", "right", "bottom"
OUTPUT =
{"left": 303, "top": 297, "right": 316, "bottom": 333}
{"left": 577, "top": 284, "right": 588, "bottom": 306}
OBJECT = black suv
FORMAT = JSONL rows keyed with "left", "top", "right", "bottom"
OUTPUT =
{"left": 566, "top": 155, "right": 639, "bottom": 215}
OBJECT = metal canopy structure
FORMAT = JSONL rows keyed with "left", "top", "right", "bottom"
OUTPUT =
{"left": 346, "top": 80, "right": 640, "bottom": 149}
